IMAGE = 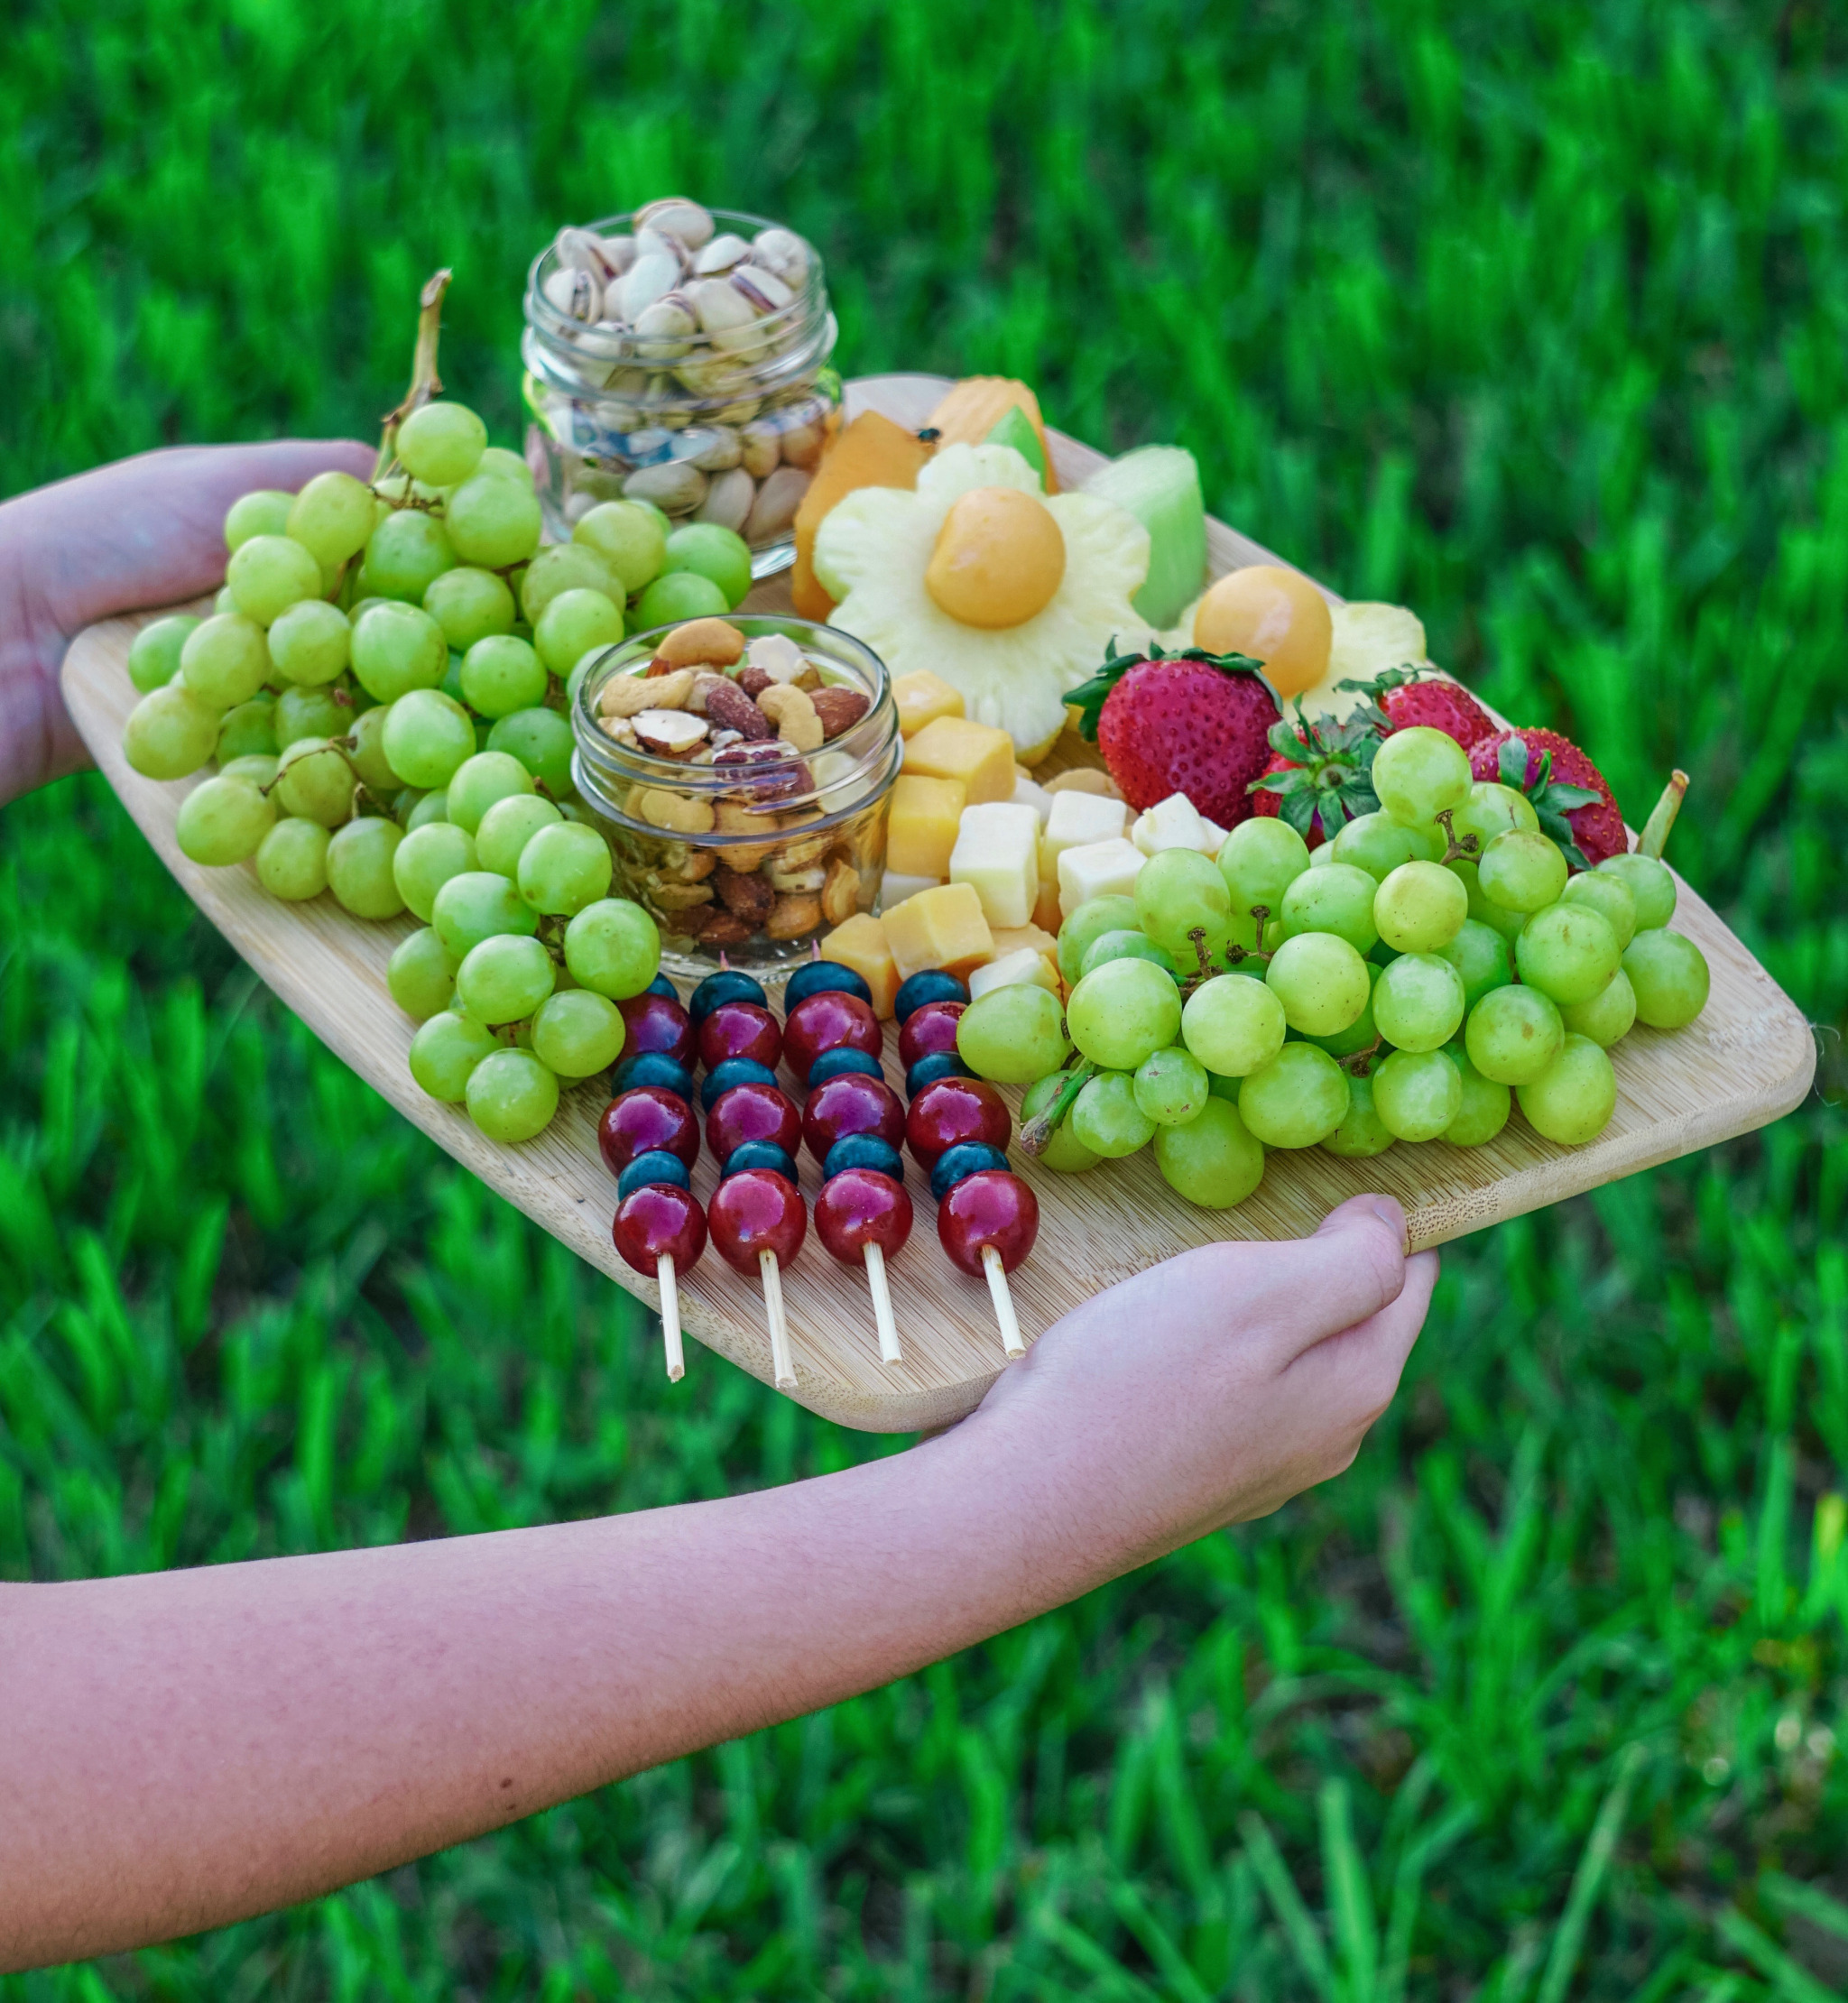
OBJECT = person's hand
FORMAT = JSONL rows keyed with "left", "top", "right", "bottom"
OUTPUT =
{"left": 960, "top": 1194, "right": 1437, "bottom": 1576}
{"left": 0, "top": 439, "right": 374, "bottom": 808}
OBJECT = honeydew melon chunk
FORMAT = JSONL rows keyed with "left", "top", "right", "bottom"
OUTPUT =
{"left": 1080, "top": 446, "right": 1206, "bottom": 631}
{"left": 983, "top": 404, "right": 1049, "bottom": 491}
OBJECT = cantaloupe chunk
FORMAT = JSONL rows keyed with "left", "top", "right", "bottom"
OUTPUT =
{"left": 925, "top": 379, "right": 1058, "bottom": 494}
{"left": 790, "top": 412, "right": 934, "bottom": 621}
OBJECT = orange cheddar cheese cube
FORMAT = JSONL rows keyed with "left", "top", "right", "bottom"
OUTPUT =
{"left": 821, "top": 912, "right": 901, "bottom": 1018}
{"left": 892, "top": 669, "right": 965, "bottom": 738}
{"left": 902, "top": 715, "right": 1016, "bottom": 804}
{"left": 880, "top": 882, "right": 994, "bottom": 983}
{"left": 988, "top": 922, "right": 1060, "bottom": 963}
{"left": 886, "top": 773, "right": 966, "bottom": 879}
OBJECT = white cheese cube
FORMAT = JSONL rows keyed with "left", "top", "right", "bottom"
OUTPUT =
{"left": 967, "top": 946, "right": 1059, "bottom": 1001}
{"left": 1132, "top": 790, "right": 1219, "bottom": 856}
{"left": 1011, "top": 774, "right": 1055, "bottom": 827}
{"left": 948, "top": 801, "right": 1041, "bottom": 929}
{"left": 878, "top": 872, "right": 944, "bottom": 913}
{"left": 1043, "top": 789, "right": 1129, "bottom": 870}
{"left": 1058, "top": 836, "right": 1147, "bottom": 918}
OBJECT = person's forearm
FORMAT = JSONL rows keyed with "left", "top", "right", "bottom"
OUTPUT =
{"left": 0, "top": 1404, "right": 1104, "bottom": 1971}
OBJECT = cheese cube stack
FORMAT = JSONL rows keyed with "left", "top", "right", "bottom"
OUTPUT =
{"left": 948, "top": 801, "right": 1040, "bottom": 929}
{"left": 1058, "top": 835, "right": 1147, "bottom": 918}
{"left": 881, "top": 882, "right": 994, "bottom": 981}
{"left": 968, "top": 946, "right": 1061, "bottom": 1001}
{"left": 1043, "top": 789, "right": 1130, "bottom": 873}
{"left": 887, "top": 773, "right": 966, "bottom": 878}
{"left": 902, "top": 716, "right": 1017, "bottom": 804}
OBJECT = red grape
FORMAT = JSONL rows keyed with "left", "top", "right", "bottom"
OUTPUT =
{"left": 698, "top": 1000, "right": 783, "bottom": 1075}
{"left": 938, "top": 1169, "right": 1039, "bottom": 1276}
{"left": 707, "top": 1080, "right": 802, "bottom": 1163}
{"left": 598, "top": 1086, "right": 700, "bottom": 1176}
{"left": 802, "top": 1071, "right": 906, "bottom": 1164}
{"left": 613, "top": 1184, "right": 707, "bottom": 1276}
{"left": 707, "top": 1168, "right": 807, "bottom": 1272}
{"left": 618, "top": 991, "right": 696, "bottom": 1068}
{"left": 905, "top": 1076, "right": 1011, "bottom": 1168}
{"left": 898, "top": 1000, "right": 965, "bottom": 1070}
{"left": 814, "top": 1168, "right": 913, "bottom": 1262}
{"left": 782, "top": 989, "right": 882, "bottom": 1085}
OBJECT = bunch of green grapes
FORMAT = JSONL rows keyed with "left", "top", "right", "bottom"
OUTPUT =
{"left": 115, "top": 394, "right": 737, "bottom": 1142}
{"left": 953, "top": 727, "right": 1711, "bottom": 1210}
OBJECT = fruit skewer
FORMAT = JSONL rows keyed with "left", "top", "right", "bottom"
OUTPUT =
{"left": 707, "top": 1168, "right": 807, "bottom": 1389}
{"left": 814, "top": 1168, "right": 912, "bottom": 1365}
{"left": 612, "top": 1180, "right": 707, "bottom": 1381}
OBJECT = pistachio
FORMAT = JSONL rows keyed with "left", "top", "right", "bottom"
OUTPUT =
{"left": 633, "top": 787, "right": 716, "bottom": 835}
{"left": 777, "top": 417, "right": 826, "bottom": 471}
{"left": 766, "top": 891, "right": 823, "bottom": 940}
{"left": 820, "top": 856, "right": 861, "bottom": 927}
{"left": 651, "top": 879, "right": 716, "bottom": 911}
{"left": 596, "top": 233, "right": 639, "bottom": 276}
{"left": 744, "top": 632, "right": 808, "bottom": 684}
{"left": 632, "top": 709, "right": 709, "bottom": 755}
{"left": 750, "top": 227, "right": 811, "bottom": 290}
{"left": 744, "top": 466, "right": 812, "bottom": 544}
{"left": 636, "top": 198, "right": 716, "bottom": 252}
{"left": 600, "top": 667, "right": 694, "bottom": 717}
{"left": 555, "top": 226, "right": 619, "bottom": 282}
{"left": 633, "top": 226, "right": 688, "bottom": 268}
{"left": 656, "top": 617, "right": 746, "bottom": 669}
{"left": 622, "top": 460, "right": 707, "bottom": 514}
{"left": 694, "top": 466, "right": 755, "bottom": 534}
{"left": 542, "top": 265, "right": 602, "bottom": 323}
{"left": 712, "top": 395, "right": 762, "bottom": 427}
{"left": 693, "top": 232, "right": 752, "bottom": 276}
{"left": 686, "top": 276, "right": 757, "bottom": 341}
{"left": 737, "top": 420, "right": 781, "bottom": 480}
{"left": 757, "top": 682, "right": 824, "bottom": 753}
{"left": 730, "top": 265, "right": 795, "bottom": 317}
{"left": 633, "top": 293, "right": 698, "bottom": 362}
{"left": 617, "top": 253, "right": 681, "bottom": 323}
{"left": 688, "top": 427, "right": 744, "bottom": 472}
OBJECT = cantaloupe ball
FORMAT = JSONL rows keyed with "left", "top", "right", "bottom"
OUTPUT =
{"left": 925, "top": 486, "right": 1067, "bottom": 629}
{"left": 1193, "top": 564, "right": 1333, "bottom": 697}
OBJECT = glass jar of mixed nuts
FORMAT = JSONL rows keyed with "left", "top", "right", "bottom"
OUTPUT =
{"left": 570, "top": 615, "right": 900, "bottom": 980}
{"left": 522, "top": 198, "right": 840, "bottom": 578}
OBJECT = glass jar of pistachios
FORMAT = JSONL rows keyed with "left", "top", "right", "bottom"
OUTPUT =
{"left": 522, "top": 198, "right": 840, "bottom": 578}
{"left": 570, "top": 615, "right": 900, "bottom": 980}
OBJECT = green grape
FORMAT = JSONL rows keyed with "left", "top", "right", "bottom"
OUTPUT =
{"left": 476, "top": 794, "right": 563, "bottom": 879}
{"left": 1080, "top": 928, "right": 1178, "bottom": 979}
{"left": 365, "top": 509, "right": 457, "bottom": 602}
{"left": 1068, "top": 1072, "right": 1156, "bottom": 1158}
{"left": 956, "top": 984, "right": 1072, "bottom": 1083}
{"left": 457, "top": 635, "right": 546, "bottom": 720}
{"left": 128, "top": 614, "right": 201, "bottom": 694}
{"left": 1058, "top": 895, "right": 1144, "bottom": 985}
{"left": 123, "top": 682, "right": 222, "bottom": 780}
{"left": 216, "top": 698, "right": 276, "bottom": 762}
{"left": 446, "top": 473, "right": 543, "bottom": 568}
{"left": 266, "top": 599, "right": 350, "bottom": 688}
{"left": 447, "top": 750, "right": 536, "bottom": 834}
{"left": 1371, "top": 1048, "right": 1464, "bottom": 1142}
{"left": 1451, "top": 857, "right": 1528, "bottom": 943}
{"left": 1517, "top": 1033, "right": 1617, "bottom": 1145}
{"left": 226, "top": 533, "right": 323, "bottom": 626}
{"left": 1323, "top": 1071, "right": 1396, "bottom": 1158}
{"left": 175, "top": 775, "right": 275, "bottom": 865}
{"left": 1464, "top": 983, "right": 1565, "bottom": 1084}
{"left": 382, "top": 689, "right": 476, "bottom": 792}
{"left": 346, "top": 702, "right": 401, "bottom": 791}
{"left": 1133, "top": 1045, "right": 1210, "bottom": 1126}
{"left": 1021, "top": 1072, "right": 1101, "bottom": 1173}
{"left": 457, "top": 933, "right": 556, "bottom": 1023}
{"left": 1371, "top": 952, "right": 1466, "bottom": 1053}
{"left": 1133, "top": 847, "right": 1233, "bottom": 955}
{"left": 531, "top": 990, "right": 624, "bottom": 1078}
{"left": 397, "top": 402, "right": 487, "bottom": 486}
{"left": 630, "top": 498, "right": 673, "bottom": 540}
{"left": 633, "top": 569, "right": 728, "bottom": 629}
{"left": 1280, "top": 863, "right": 1381, "bottom": 954}
{"left": 406, "top": 789, "right": 449, "bottom": 831}
{"left": 1622, "top": 928, "right": 1710, "bottom": 1028}
{"left": 1478, "top": 829, "right": 1568, "bottom": 913}
{"left": 1154, "top": 1098, "right": 1265, "bottom": 1205}
{"left": 273, "top": 683, "right": 349, "bottom": 748}
{"left": 466, "top": 1047, "right": 559, "bottom": 1142}
{"left": 1370, "top": 725, "right": 1472, "bottom": 825}
{"left": 1448, "top": 780, "right": 1538, "bottom": 854}
{"left": 663, "top": 522, "right": 753, "bottom": 610}
{"left": 273, "top": 737, "right": 357, "bottom": 826}
{"left": 325, "top": 816, "right": 405, "bottom": 918}
{"left": 387, "top": 927, "right": 460, "bottom": 1021}
{"left": 409, "top": 1010, "right": 501, "bottom": 1101}
{"left": 1597, "top": 851, "right": 1676, "bottom": 930}
{"left": 1304, "top": 965, "right": 1381, "bottom": 1057}
{"left": 432, "top": 870, "right": 540, "bottom": 957}
{"left": 1237, "top": 1043, "right": 1351, "bottom": 1149}
{"left": 1307, "top": 843, "right": 1338, "bottom": 869}
{"left": 1267, "top": 931, "right": 1371, "bottom": 1037}
{"left": 393, "top": 821, "right": 478, "bottom": 921}
{"left": 224, "top": 490, "right": 295, "bottom": 551}
{"left": 255, "top": 816, "right": 331, "bottom": 900}
{"left": 519, "top": 821, "right": 614, "bottom": 916}
{"left": 212, "top": 585, "right": 238, "bottom": 616}
{"left": 220, "top": 753, "right": 279, "bottom": 789}
{"left": 441, "top": 651, "right": 468, "bottom": 704}
{"left": 1435, "top": 918, "right": 1515, "bottom": 1011}
{"left": 520, "top": 544, "right": 626, "bottom": 624}
{"left": 1218, "top": 817, "right": 1311, "bottom": 919}
{"left": 1066, "top": 957, "right": 1183, "bottom": 1072}
{"left": 1373, "top": 860, "right": 1468, "bottom": 953}
{"left": 1444, "top": 1047, "right": 1512, "bottom": 1145}
{"left": 180, "top": 614, "right": 270, "bottom": 708}
{"left": 563, "top": 899, "right": 661, "bottom": 998}
{"left": 286, "top": 471, "right": 376, "bottom": 568}
{"left": 351, "top": 602, "right": 448, "bottom": 703}
{"left": 424, "top": 567, "right": 517, "bottom": 651}
{"left": 1330, "top": 811, "right": 1442, "bottom": 882}
{"left": 573, "top": 501, "right": 668, "bottom": 593}
{"left": 1181, "top": 972, "right": 1286, "bottom": 1076}
{"left": 487, "top": 708, "right": 576, "bottom": 796}
{"left": 535, "top": 588, "right": 625, "bottom": 677}
{"left": 1515, "top": 900, "right": 1620, "bottom": 1006}
{"left": 1561, "top": 967, "right": 1637, "bottom": 1047}
{"left": 1560, "top": 870, "right": 1637, "bottom": 951}
{"left": 1207, "top": 1071, "right": 1242, "bottom": 1102}
{"left": 477, "top": 445, "right": 535, "bottom": 488}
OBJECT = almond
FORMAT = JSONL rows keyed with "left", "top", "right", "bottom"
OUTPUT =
{"left": 737, "top": 664, "right": 773, "bottom": 700}
{"left": 691, "top": 908, "right": 753, "bottom": 946}
{"left": 809, "top": 686, "right": 870, "bottom": 740}
{"left": 715, "top": 868, "right": 774, "bottom": 924}
{"left": 704, "top": 678, "right": 772, "bottom": 740}
{"left": 654, "top": 617, "right": 746, "bottom": 669}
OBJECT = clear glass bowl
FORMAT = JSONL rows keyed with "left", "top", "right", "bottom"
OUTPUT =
{"left": 521, "top": 207, "right": 840, "bottom": 577}
{"left": 570, "top": 616, "right": 901, "bottom": 980}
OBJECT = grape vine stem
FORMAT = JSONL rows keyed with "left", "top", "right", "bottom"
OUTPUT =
{"left": 374, "top": 269, "right": 453, "bottom": 482}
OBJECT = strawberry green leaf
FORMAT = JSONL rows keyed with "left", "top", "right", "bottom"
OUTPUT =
{"left": 1497, "top": 736, "right": 1531, "bottom": 791}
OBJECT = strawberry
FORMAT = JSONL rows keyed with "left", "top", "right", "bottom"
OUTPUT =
{"left": 1469, "top": 727, "right": 1627, "bottom": 869}
{"left": 1337, "top": 666, "right": 1497, "bottom": 749}
{"left": 1248, "top": 711, "right": 1381, "bottom": 846}
{"left": 1067, "top": 644, "right": 1280, "bottom": 826}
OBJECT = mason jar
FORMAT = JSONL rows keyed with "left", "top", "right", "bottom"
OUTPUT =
{"left": 522, "top": 204, "right": 841, "bottom": 578}
{"left": 571, "top": 615, "right": 900, "bottom": 981}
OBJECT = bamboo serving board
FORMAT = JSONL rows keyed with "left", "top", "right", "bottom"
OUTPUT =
{"left": 60, "top": 374, "right": 1817, "bottom": 1431}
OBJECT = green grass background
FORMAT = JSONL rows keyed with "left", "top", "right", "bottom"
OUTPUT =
{"left": 4, "top": 0, "right": 1847, "bottom": 1994}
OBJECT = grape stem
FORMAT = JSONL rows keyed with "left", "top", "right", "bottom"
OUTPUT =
{"left": 1019, "top": 1058, "right": 1097, "bottom": 1155}
{"left": 373, "top": 268, "right": 454, "bottom": 483}
{"left": 1177, "top": 918, "right": 1270, "bottom": 1000}
{"left": 1639, "top": 771, "right": 1688, "bottom": 859}
{"left": 1434, "top": 808, "right": 1479, "bottom": 864}
{"left": 1337, "top": 1038, "right": 1383, "bottom": 1075}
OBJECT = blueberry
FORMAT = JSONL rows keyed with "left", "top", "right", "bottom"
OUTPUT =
{"left": 616, "top": 1149, "right": 692, "bottom": 1199}
{"left": 699, "top": 1057, "right": 780, "bottom": 1111}
{"left": 689, "top": 968, "right": 768, "bottom": 1022}
{"left": 929, "top": 1141, "right": 1010, "bottom": 1202}
{"left": 905, "top": 1051, "right": 972, "bottom": 1098}
{"left": 822, "top": 1133, "right": 905, "bottom": 1182}
{"left": 807, "top": 1047, "right": 884, "bottom": 1089}
{"left": 721, "top": 1140, "right": 799, "bottom": 1181}
{"left": 645, "top": 974, "right": 679, "bottom": 1000}
{"left": 785, "top": 960, "right": 873, "bottom": 1009}
{"left": 610, "top": 1051, "right": 696, "bottom": 1102}
{"left": 894, "top": 969, "right": 969, "bottom": 1022}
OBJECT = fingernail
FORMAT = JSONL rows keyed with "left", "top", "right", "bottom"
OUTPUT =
{"left": 1364, "top": 1195, "right": 1405, "bottom": 1232}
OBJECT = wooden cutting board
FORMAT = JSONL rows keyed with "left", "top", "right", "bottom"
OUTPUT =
{"left": 60, "top": 374, "right": 1817, "bottom": 1431}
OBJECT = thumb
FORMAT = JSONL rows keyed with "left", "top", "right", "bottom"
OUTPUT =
{"left": 1261, "top": 1195, "right": 1409, "bottom": 1363}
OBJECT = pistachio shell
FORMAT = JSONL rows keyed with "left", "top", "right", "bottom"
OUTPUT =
{"left": 636, "top": 198, "right": 716, "bottom": 251}
{"left": 693, "top": 466, "right": 755, "bottom": 533}
{"left": 622, "top": 461, "right": 708, "bottom": 514}
{"left": 617, "top": 253, "right": 681, "bottom": 323}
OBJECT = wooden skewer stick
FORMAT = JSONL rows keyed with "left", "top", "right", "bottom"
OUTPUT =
{"left": 864, "top": 1241, "right": 902, "bottom": 1366}
{"left": 657, "top": 1251, "right": 686, "bottom": 1383}
{"left": 760, "top": 1249, "right": 797, "bottom": 1390}
{"left": 982, "top": 1243, "right": 1025, "bottom": 1360}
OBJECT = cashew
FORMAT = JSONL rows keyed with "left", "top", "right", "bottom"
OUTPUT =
{"left": 633, "top": 787, "right": 716, "bottom": 835}
{"left": 765, "top": 891, "right": 823, "bottom": 939}
{"left": 654, "top": 617, "right": 746, "bottom": 669}
{"left": 756, "top": 682, "right": 824, "bottom": 752}
{"left": 820, "top": 855, "right": 861, "bottom": 927}
{"left": 601, "top": 668, "right": 693, "bottom": 718}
